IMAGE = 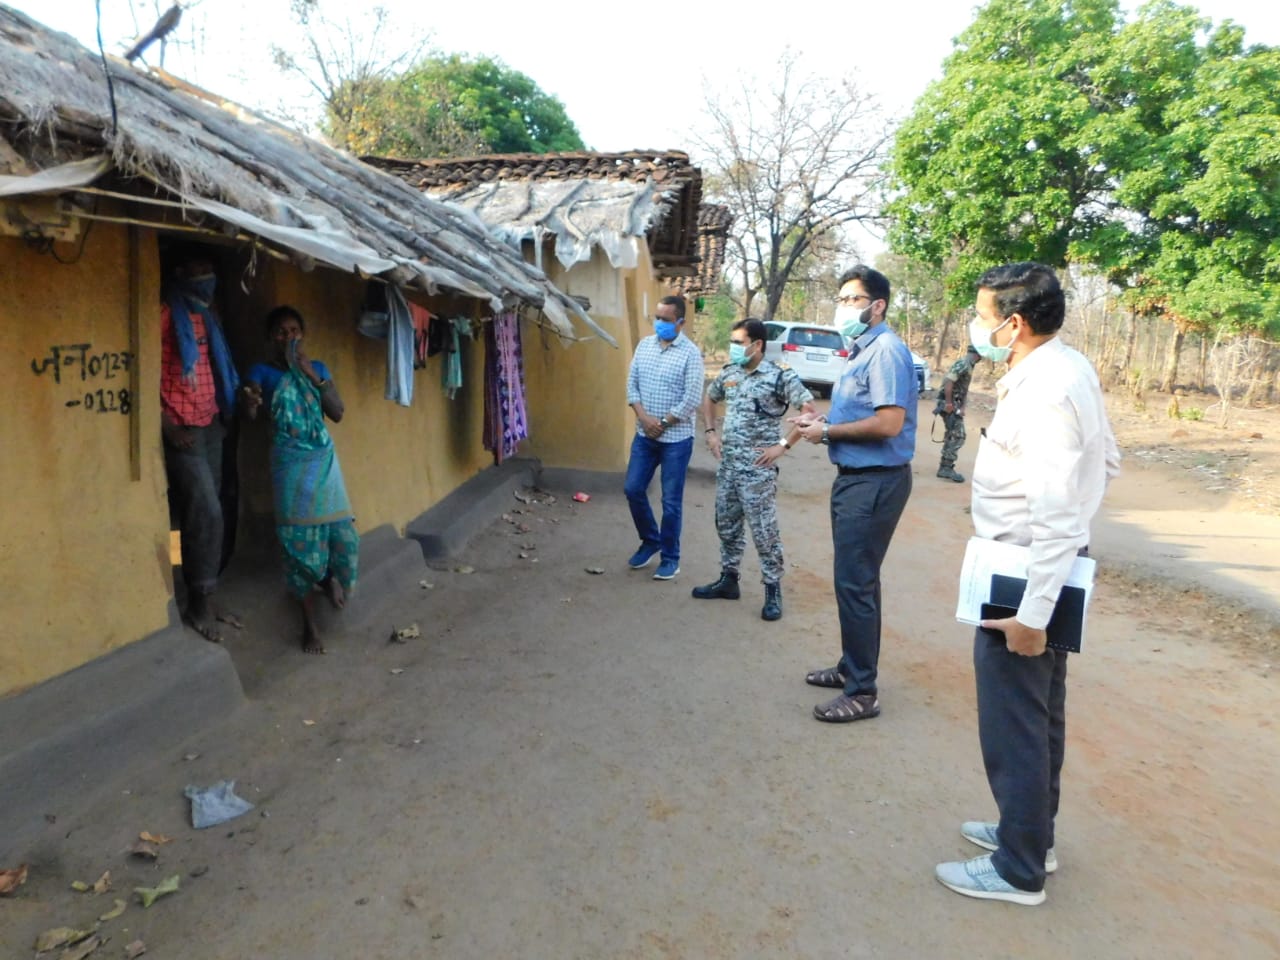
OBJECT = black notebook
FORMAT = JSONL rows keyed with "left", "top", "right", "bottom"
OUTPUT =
{"left": 984, "top": 573, "right": 1087, "bottom": 654}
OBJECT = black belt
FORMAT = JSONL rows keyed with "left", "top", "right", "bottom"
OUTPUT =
{"left": 836, "top": 463, "right": 909, "bottom": 476}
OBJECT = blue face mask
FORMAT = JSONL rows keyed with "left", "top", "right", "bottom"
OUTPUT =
{"left": 728, "top": 342, "right": 749, "bottom": 365}
{"left": 181, "top": 274, "right": 217, "bottom": 305}
{"left": 654, "top": 319, "right": 678, "bottom": 342}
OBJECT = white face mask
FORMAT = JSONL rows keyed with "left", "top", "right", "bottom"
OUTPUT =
{"left": 835, "top": 304, "right": 871, "bottom": 339}
{"left": 969, "top": 316, "right": 1015, "bottom": 363}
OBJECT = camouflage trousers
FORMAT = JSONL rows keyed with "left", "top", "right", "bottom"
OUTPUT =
{"left": 937, "top": 412, "right": 966, "bottom": 469}
{"left": 715, "top": 458, "right": 784, "bottom": 584}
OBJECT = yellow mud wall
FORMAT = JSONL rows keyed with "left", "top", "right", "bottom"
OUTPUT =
{"left": 521, "top": 247, "right": 667, "bottom": 472}
{"left": 222, "top": 258, "right": 493, "bottom": 547}
{"left": 0, "top": 225, "right": 171, "bottom": 697}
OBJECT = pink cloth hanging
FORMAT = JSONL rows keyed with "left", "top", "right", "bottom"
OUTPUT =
{"left": 483, "top": 312, "right": 530, "bottom": 464}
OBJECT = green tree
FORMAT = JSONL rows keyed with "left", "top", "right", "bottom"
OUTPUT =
{"left": 887, "top": 0, "right": 1121, "bottom": 302}
{"left": 271, "top": 2, "right": 584, "bottom": 157}
{"left": 887, "top": 0, "right": 1280, "bottom": 393}
{"left": 335, "top": 55, "right": 585, "bottom": 158}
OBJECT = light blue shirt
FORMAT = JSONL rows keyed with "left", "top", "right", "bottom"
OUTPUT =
{"left": 827, "top": 323, "right": 917, "bottom": 468}
{"left": 626, "top": 332, "right": 704, "bottom": 443}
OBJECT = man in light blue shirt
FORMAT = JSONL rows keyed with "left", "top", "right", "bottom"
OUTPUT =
{"left": 624, "top": 295, "right": 705, "bottom": 580}
{"left": 794, "top": 265, "right": 917, "bottom": 723}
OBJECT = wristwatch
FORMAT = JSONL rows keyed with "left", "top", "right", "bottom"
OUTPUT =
{"left": 821, "top": 423, "right": 830, "bottom": 445}
{"left": 779, "top": 437, "right": 791, "bottom": 450}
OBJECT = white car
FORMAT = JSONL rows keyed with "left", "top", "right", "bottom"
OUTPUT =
{"left": 763, "top": 321, "right": 930, "bottom": 398}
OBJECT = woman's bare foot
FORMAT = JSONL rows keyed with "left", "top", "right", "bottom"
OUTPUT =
{"left": 300, "top": 594, "right": 326, "bottom": 654}
{"left": 301, "top": 622, "right": 327, "bottom": 655}
{"left": 323, "top": 575, "right": 346, "bottom": 610}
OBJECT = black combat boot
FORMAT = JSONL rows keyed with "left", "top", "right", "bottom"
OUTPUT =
{"left": 691, "top": 569, "right": 740, "bottom": 600}
{"left": 761, "top": 582, "right": 783, "bottom": 621}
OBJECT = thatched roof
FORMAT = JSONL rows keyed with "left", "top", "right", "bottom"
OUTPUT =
{"left": 366, "top": 152, "right": 703, "bottom": 277}
{"left": 0, "top": 6, "right": 610, "bottom": 343}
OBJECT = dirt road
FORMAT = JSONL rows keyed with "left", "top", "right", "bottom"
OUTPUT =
{"left": 4, "top": 397, "right": 1277, "bottom": 960}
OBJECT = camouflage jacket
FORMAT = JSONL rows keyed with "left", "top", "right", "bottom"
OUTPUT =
{"left": 936, "top": 355, "right": 975, "bottom": 413}
{"left": 708, "top": 359, "right": 813, "bottom": 457}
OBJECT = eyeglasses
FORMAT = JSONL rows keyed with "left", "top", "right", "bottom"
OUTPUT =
{"left": 836, "top": 294, "right": 872, "bottom": 307}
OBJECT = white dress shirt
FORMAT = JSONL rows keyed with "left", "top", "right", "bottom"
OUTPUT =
{"left": 971, "top": 337, "right": 1122, "bottom": 629}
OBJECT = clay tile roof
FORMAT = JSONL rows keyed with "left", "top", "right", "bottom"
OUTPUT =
{"left": 369, "top": 150, "right": 698, "bottom": 190}
{"left": 670, "top": 204, "right": 734, "bottom": 297}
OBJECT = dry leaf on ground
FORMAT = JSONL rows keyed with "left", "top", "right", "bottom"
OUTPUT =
{"left": 70, "top": 881, "right": 90, "bottom": 892}
{"left": 584, "top": 567, "right": 605, "bottom": 575}
{"left": 34, "top": 927, "right": 93, "bottom": 952}
{"left": 0, "top": 863, "right": 27, "bottom": 895}
{"left": 125, "top": 941, "right": 146, "bottom": 959}
{"left": 134, "top": 874, "right": 180, "bottom": 908}
{"left": 91, "top": 870, "right": 110, "bottom": 894}
{"left": 139, "top": 831, "right": 173, "bottom": 845}
{"left": 98, "top": 898, "right": 127, "bottom": 922}
{"left": 60, "top": 935, "right": 103, "bottom": 960}
{"left": 129, "top": 841, "right": 158, "bottom": 860}
{"left": 389, "top": 624, "right": 421, "bottom": 643}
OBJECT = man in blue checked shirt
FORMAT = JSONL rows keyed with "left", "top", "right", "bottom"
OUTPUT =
{"left": 793, "top": 265, "right": 917, "bottom": 723}
{"left": 624, "top": 294, "right": 705, "bottom": 580}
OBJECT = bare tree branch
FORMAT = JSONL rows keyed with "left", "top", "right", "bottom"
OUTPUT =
{"left": 693, "top": 51, "right": 890, "bottom": 321}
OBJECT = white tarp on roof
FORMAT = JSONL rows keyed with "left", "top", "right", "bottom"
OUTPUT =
{"left": 430, "top": 178, "right": 677, "bottom": 269}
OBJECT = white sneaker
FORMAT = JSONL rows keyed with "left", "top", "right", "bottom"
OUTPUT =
{"left": 936, "top": 854, "right": 1046, "bottom": 906}
{"left": 961, "top": 821, "right": 1058, "bottom": 874}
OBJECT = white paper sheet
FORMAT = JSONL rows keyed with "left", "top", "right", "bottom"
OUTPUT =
{"left": 955, "top": 537, "right": 1096, "bottom": 625}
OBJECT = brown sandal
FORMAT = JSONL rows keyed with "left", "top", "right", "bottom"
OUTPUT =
{"left": 813, "top": 693, "right": 880, "bottom": 723}
{"left": 805, "top": 667, "right": 846, "bottom": 689}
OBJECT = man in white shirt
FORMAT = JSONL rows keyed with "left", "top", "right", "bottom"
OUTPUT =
{"left": 936, "top": 262, "right": 1121, "bottom": 906}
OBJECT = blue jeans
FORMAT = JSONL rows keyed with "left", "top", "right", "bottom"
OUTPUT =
{"left": 624, "top": 434, "right": 694, "bottom": 563}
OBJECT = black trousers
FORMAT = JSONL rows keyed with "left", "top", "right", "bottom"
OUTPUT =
{"left": 163, "top": 421, "right": 225, "bottom": 595}
{"left": 974, "top": 625, "right": 1068, "bottom": 892}
{"left": 829, "top": 465, "right": 912, "bottom": 697}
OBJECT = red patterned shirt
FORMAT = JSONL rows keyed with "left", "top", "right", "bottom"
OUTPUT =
{"left": 160, "top": 302, "right": 219, "bottom": 428}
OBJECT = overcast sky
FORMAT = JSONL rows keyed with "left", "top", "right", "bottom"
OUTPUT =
{"left": 18, "top": 0, "right": 1280, "bottom": 152}
{"left": 12, "top": 0, "right": 1280, "bottom": 262}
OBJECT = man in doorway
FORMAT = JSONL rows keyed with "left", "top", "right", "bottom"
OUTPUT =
{"left": 624, "top": 294, "right": 704, "bottom": 581}
{"left": 160, "top": 247, "right": 241, "bottom": 642}
{"left": 935, "top": 344, "right": 982, "bottom": 482}
{"left": 694, "top": 318, "right": 816, "bottom": 620}
{"left": 793, "top": 264, "right": 917, "bottom": 723}
{"left": 935, "top": 262, "right": 1119, "bottom": 905}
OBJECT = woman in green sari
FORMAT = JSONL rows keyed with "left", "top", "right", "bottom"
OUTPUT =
{"left": 242, "top": 306, "right": 358, "bottom": 654}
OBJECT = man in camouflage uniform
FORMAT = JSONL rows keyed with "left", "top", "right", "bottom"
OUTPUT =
{"left": 694, "top": 318, "right": 817, "bottom": 620}
{"left": 936, "top": 344, "right": 982, "bottom": 482}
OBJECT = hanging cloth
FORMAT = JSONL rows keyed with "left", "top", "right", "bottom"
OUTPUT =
{"left": 407, "top": 301, "right": 433, "bottom": 369}
{"left": 443, "top": 318, "right": 474, "bottom": 400}
{"left": 384, "top": 285, "right": 415, "bottom": 407}
{"left": 483, "top": 311, "right": 530, "bottom": 464}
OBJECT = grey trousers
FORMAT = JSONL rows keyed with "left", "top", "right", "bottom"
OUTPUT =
{"left": 829, "top": 465, "right": 912, "bottom": 696}
{"left": 164, "top": 421, "right": 225, "bottom": 595}
{"left": 974, "top": 626, "right": 1068, "bottom": 892}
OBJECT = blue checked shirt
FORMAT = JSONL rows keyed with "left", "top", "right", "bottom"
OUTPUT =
{"left": 626, "top": 332, "right": 705, "bottom": 443}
